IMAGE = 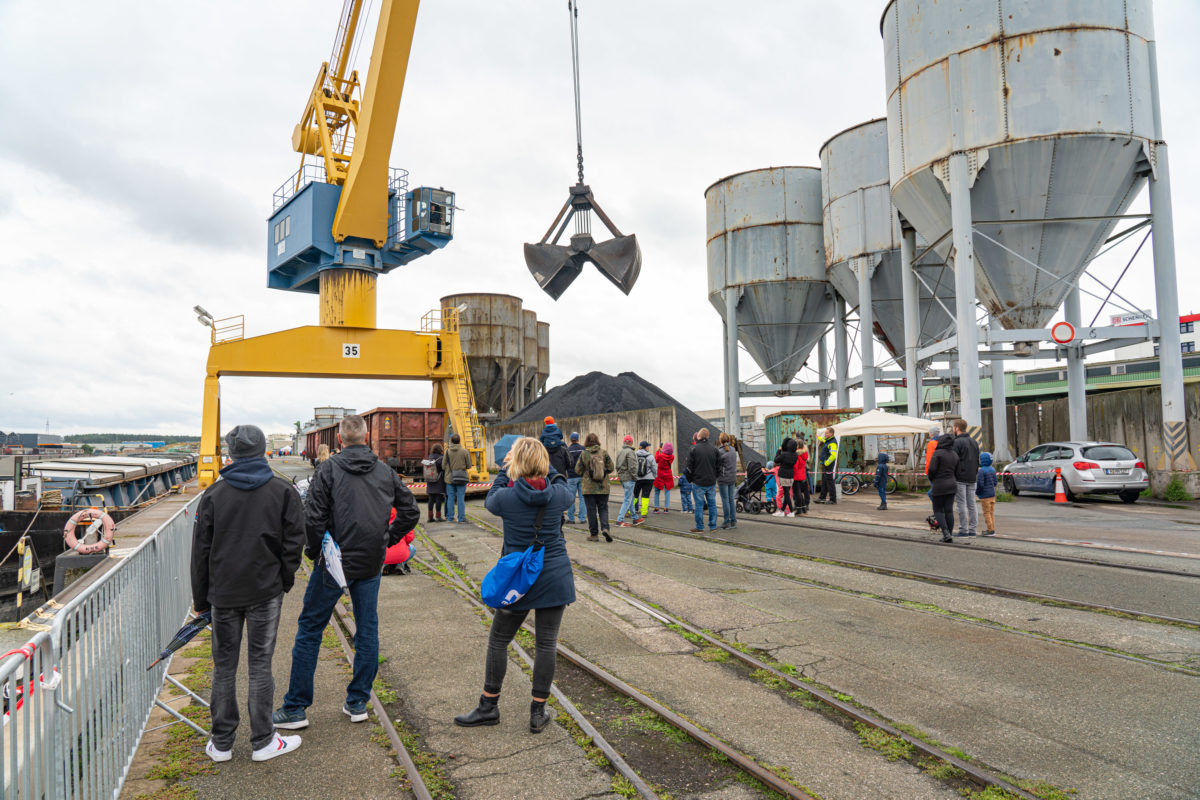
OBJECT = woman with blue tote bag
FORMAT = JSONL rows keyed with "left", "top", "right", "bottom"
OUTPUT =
{"left": 454, "top": 437, "right": 576, "bottom": 733}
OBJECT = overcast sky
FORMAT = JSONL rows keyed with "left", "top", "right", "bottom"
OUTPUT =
{"left": 1, "top": 0, "right": 1197, "bottom": 437}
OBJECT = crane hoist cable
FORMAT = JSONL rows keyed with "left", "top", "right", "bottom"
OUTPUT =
{"left": 523, "top": 0, "right": 642, "bottom": 300}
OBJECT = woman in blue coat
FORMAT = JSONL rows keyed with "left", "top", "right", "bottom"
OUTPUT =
{"left": 454, "top": 437, "right": 576, "bottom": 734}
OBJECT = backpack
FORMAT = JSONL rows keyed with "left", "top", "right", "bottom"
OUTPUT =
{"left": 421, "top": 458, "right": 439, "bottom": 482}
{"left": 588, "top": 450, "right": 607, "bottom": 482}
{"left": 637, "top": 451, "right": 652, "bottom": 479}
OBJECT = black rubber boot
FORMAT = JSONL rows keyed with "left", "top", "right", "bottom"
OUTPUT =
{"left": 454, "top": 695, "right": 500, "bottom": 727}
{"left": 530, "top": 700, "right": 551, "bottom": 733}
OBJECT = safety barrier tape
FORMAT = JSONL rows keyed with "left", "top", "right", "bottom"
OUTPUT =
{"left": 405, "top": 482, "right": 491, "bottom": 489}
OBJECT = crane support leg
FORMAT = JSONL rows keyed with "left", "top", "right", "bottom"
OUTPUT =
{"left": 199, "top": 376, "right": 222, "bottom": 488}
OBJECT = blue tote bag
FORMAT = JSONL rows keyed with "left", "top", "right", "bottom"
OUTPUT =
{"left": 481, "top": 507, "right": 546, "bottom": 608}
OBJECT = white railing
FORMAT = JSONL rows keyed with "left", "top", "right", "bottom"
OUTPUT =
{"left": 0, "top": 494, "right": 201, "bottom": 799}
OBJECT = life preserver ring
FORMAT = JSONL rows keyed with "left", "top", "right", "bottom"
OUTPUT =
{"left": 64, "top": 508, "right": 115, "bottom": 555}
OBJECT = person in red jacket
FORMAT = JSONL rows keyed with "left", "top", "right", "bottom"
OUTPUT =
{"left": 383, "top": 508, "right": 416, "bottom": 575}
{"left": 652, "top": 443, "right": 675, "bottom": 512}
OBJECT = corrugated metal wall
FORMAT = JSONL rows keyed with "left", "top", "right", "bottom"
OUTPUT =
{"left": 988, "top": 384, "right": 1200, "bottom": 475}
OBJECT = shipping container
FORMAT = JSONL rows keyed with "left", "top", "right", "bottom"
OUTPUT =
{"left": 306, "top": 407, "right": 446, "bottom": 478}
{"left": 763, "top": 409, "right": 862, "bottom": 469}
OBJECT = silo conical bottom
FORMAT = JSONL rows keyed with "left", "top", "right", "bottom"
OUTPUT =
{"left": 892, "top": 135, "right": 1149, "bottom": 330}
{"left": 711, "top": 282, "right": 834, "bottom": 385}
{"left": 827, "top": 252, "right": 957, "bottom": 364}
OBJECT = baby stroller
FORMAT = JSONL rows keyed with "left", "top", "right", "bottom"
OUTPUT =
{"left": 735, "top": 461, "right": 767, "bottom": 514}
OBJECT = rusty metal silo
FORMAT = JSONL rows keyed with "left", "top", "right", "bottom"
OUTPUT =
{"left": 705, "top": 167, "right": 833, "bottom": 438}
{"left": 881, "top": 0, "right": 1170, "bottom": 434}
{"left": 820, "top": 118, "right": 957, "bottom": 365}
{"left": 440, "top": 293, "right": 524, "bottom": 418}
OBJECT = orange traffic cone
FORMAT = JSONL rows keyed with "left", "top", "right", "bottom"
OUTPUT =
{"left": 1053, "top": 468, "right": 1069, "bottom": 504}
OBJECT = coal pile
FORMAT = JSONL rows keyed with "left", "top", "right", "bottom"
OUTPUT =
{"left": 503, "top": 371, "right": 763, "bottom": 466}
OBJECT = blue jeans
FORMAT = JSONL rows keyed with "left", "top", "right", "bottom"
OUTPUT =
{"left": 653, "top": 487, "right": 671, "bottom": 510}
{"left": 617, "top": 480, "right": 637, "bottom": 521}
{"left": 567, "top": 477, "right": 583, "bottom": 522}
{"left": 680, "top": 488, "right": 693, "bottom": 511}
{"left": 718, "top": 483, "right": 736, "bottom": 527}
{"left": 282, "top": 562, "right": 381, "bottom": 711}
{"left": 447, "top": 483, "right": 467, "bottom": 521}
{"left": 692, "top": 484, "right": 717, "bottom": 530}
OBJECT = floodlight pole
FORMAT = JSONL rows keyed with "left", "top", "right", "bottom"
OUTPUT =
{"left": 1064, "top": 282, "right": 1088, "bottom": 441}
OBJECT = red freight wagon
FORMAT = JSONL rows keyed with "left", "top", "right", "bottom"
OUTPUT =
{"left": 305, "top": 408, "right": 447, "bottom": 478}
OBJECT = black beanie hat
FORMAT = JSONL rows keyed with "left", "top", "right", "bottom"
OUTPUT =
{"left": 225, "top": 425, "right": 266, "bottom": 460}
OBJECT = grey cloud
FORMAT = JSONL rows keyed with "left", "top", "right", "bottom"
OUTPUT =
{"left": 11, "top": 123, "right": 259, "bottom": 252}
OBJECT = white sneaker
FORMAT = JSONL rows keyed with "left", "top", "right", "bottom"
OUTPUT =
{"left": 252, "top": 733, "right": 302, "bottom": 762}
{"left": 205, "top": 740, "right": 232, "bottom": 763}
{"left": 773, "top": 510, "right": 784, "bottom": 517}
{"left": 786, "top": 511, "right": 794, "bottom": 517}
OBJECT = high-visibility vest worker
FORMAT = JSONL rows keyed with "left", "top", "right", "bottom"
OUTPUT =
{"left": 820, "top": 436, "right": 838, "bottom": 469}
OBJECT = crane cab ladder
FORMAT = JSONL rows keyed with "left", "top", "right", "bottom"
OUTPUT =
{"left": 422, "top": 308, "right": 484, "bottom": 472}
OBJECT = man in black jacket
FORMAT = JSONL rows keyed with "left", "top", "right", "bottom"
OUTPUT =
{"left": 951, "top": 418, "right": 981, "bottom": 537}
{"left": 274, "top": 415, "right": 420, "bottom": 731}
{"left": 192, "top": 424, "right": 305, "bottom": 763}
{"left": 684, "top": 428, "right": 719, "bottom": 532}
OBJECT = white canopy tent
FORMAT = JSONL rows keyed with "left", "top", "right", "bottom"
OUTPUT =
{"left": 830, "top": 408, "right": 935, "bottom": 438}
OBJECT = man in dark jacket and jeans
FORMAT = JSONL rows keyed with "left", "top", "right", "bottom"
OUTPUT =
{"left": 274, "top": 415, "right": 420, "bottom": 731}
{"left": 951, "top": 418, "right": 981, "bottom": 536}
{"left": 192, "top": 424, "right": 305, "bottom": 763}
{"left": 685, "top": 429, "right": 719, "bottom": 532}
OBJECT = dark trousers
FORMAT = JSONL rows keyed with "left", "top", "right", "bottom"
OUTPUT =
{"left": 427, "top": 492, "right": 444, "bottom": 518}
{"left": 584, "top": 494, "right": 609, "bottom": 536}
{"left": 210, "top": 594, "right": 283, "bottom": 750}
{"left": 819, "top": 468, "right": 837, "bottom": 502}
{"left": 282, "top": 562, "right": 381, "bottom": 712}
{"left": 778, "top": 481, "right": 793, "bottom": 513}
{"left": 484, "top": 605, "right": 565, "bottom": 698}
{"left": 795, "top": 478, "right": 810, "bottom": 510}
{"left": 931, "top": 492, "right": 955, "bottom": 536}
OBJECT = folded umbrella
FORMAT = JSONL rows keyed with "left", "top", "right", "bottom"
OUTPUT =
{"left": 321, "top": 532, "right": 350, "bottom": 595}
{"left": 146, "top": 609, "right": 212, "bottom": 670}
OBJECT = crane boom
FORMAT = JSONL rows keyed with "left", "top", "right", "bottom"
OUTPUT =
{"left": 331, "top": 0, "right": 419, "bottom": 246}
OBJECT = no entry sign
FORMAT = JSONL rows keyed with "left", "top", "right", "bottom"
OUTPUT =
{"left": 1051, "top": 321, "right": 1075, "bottom": 344}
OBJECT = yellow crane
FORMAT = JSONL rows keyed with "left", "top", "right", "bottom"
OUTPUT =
{"left": 198, "top": 0, "right": 483, "bottom": 489}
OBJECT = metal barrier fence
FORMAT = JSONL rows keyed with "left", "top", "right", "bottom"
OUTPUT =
{"left": 0, "top": 494, "right": 201, "bottom": 799}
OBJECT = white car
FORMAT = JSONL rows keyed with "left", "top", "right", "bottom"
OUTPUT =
{"left": 1003, "top": 441, "right": 1148, "bottom": 503}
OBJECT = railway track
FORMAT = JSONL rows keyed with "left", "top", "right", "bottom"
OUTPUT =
{"left": 430, "top": 519, "right": 1044, "bottom": 800}
{"left": 299, "top": 560, "right": 435, "bottom": 800}
{"left": 729, "top": 506, "right": 1200, "bottom": 579}
{"left": 412, "top": 533, "right": 804, "bottom": 799}
{"left": 576, "top": 520, "right": 1200, "bottom": 677}
{"left": 594, "top": 510, "right": 1200, "bottom": 629}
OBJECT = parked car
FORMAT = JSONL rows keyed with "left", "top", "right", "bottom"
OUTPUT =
{"left": 1002, "top": 442, "right": 1148, "bottom": 503}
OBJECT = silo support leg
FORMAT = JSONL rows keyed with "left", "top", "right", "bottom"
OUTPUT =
{"left": 817, "top": 337, "right": 829, "bottom": 410}
{"left": 948, "top": 151, "right": 981, "bottom": 427}
{"left": 1148, "top": 141, "right": 1193, "bottom": 471}
{"left": 834, "top": 294, "right": 850, "bottom": 408}
{"left": 989, "top": 358, "right": 1010, "bottom": 462}
{"left": 1064, "top": 283, "right": 1088, "bottom": 441}
{"left": 900, "top": 228, "right": 922, "bottom": 418}
{"left": 724, "top": 289, "right": 741, "bottom": 441}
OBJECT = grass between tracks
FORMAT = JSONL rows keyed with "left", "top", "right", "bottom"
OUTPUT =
{"left": 427, "top": 520, "right": 818, "bottom": 799}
